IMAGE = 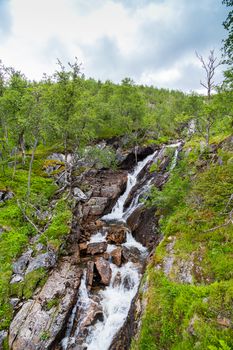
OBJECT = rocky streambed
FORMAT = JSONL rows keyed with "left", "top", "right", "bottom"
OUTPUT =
{"left": 8, "top": 142, "right": 182, "bottom": 350}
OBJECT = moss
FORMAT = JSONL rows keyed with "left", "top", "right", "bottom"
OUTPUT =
{"left": 0, "top": 148, "right": 58, "bottom": 330}
{"left": 45, "top": 297, "right": 59, "bottom": 310}
{"left": 136, "top": 136, "right": 233, "bottom": 349}
{"left": 39, "top": 198, "right": 72, "bottom": 248}
{"left": 10, "top": 268, "right": 47, "bottom": 299}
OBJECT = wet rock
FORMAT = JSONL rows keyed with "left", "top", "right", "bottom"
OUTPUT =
{"left": 118, "top": 146, "right": 156, "bottom": 170}
{"left": 13, "top": 249, "right": 33, "bottom": 274}
{"left": 80, "top": 300, "right": 103, "bottom": 329}
{"left": 9, "top": 262, "right": 82, "bottom": 350}
{"left": 0, "top": 189, "right": 14, "bottom": 203}
{"left": 95, "top": 257, "right": 112, "bottom": 285}
{"left": 110, "top": 247, "right": 122, "bottom": 266}
{"left": 73, "top": 187, "right": 88, "bottom": 202}
{"left": 112, "top": 271, "right": 122, "bottom": 288}
{"left": 79, "top": 242, "right": 87, "bottom": 252}
{"left": 86, "top": 242, "right": 107, "bottom": 256}
{"left": 122, "top": 246, "right": 141, "bottom": 263}
{"left": 106, "top": 225, "right": 127, "bottom": 244}
{"left": 127, "top": 206, "right": 160, "bottom": 249}
{"left": 86, "top": 261, "right": 94, "bottom": 289}
{"left": 25, "top": 251, "right": 57, "bottom": 274}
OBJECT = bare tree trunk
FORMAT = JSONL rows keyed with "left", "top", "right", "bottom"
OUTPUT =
{"left": 19, "top": 131, "right": 26, "bottom": 165}
{"left": 12, "top": 147, "right": 17, "bottom": 179}
{"left": 27, "top": 137, "right": 38, "bottom": 199}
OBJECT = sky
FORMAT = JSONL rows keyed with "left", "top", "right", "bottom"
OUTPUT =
{"left": 0, "top": 0, "right": 228, "bottom": 91}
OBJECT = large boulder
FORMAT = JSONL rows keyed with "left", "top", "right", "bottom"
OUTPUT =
{"left": 110, "top": 247, "right": 122, "bottom": 267}
{"left": 127, "top": 206, "right": 160, "bottom": 249}
{"left": 9, "top": 262, "right": 82, "bottom": 350}
{"left": 86, "top": 242, "right": 107, "bottom": 256}
{"left": 25, "top": 251, "right": 57, "bottom": 274}
{"left": 0, "top": 189, "right": 14, "bottom": 203}
{"left": 95, "top": 257, "right": 112, "bottom": 286}
{"left": 106, "top": 225, "right": 127, "bottom": 244}
{"left": 13, "top": 249, "right": 33, "bottom": 275}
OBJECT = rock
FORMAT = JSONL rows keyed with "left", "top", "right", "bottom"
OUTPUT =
{"left": 9, "top": 262, "right": 82, "bottom": 350}
{"left": 101, "top": 185, "right": 120, "bottom": 198}
{"left": 112, "top": 272, "right": 122, "bottom": 288}
{"left": 0, "top": 330, "right": 7, "bottom": 348}
{"left": 47, "top": 153, "right": 65, "bottom": 162}
{"left": 0, "top": 189, "right": 14, "bottom": 203}
{"left": 79, "top": 242, "right": 87, "bottom": 250}
{"left": 25, "top": 251, "right": 57, "bottom": 274}
{"left": 127, "top": 206, "right": 160, "bottom": 249}
{"left": 95, "top": 257, "right": 112, "bottom": 285}
{"left": 122, "top": 246, "right": 141, "bottom": 263}
{"left": 86, "top": 242, "right": 107, "bottom": 256}
{"left": 86, "top": 261, "right": 94, "bottom": 289}
{"left": 13, "top": 249, "right": 33, "bottom": 274}
{"left": 217, "top": 316, "right": 231, "bottom": 327}
{"left": 110, "top": 247, "right": 122, "bottom": 266}
{"left": 106, "top": 225, "right": 127, "bottom": 244}
{"left": 10, "top": 298, "right": 20, "bottom": 308}
{"left": 80, "top": 300, "right": 103, "bottom": 329}
{"left": 118, "top": 146, "right": 156, "bottom": 170}
{"left": 95, "top": 220, "right": 104, "bottom": 229}
{"left": 10, "top": 274, "right": 24, "bottom": 284}
{"left": 73, "top": 187, "right": 88, "bottom": 201}
{"left": 35, "top": 243, "right": 45, "bottom": 252}
{"left": 85, "top": 197, "right": 109, "bottom": 216}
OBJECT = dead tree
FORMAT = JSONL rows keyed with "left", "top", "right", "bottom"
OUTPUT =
{"left": 196, "top": 50, "right": 222, "bottom": 147}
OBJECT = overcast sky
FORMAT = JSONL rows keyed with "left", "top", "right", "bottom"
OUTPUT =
{"left": 0, "top": 0, "right": 228, "bottom": 91}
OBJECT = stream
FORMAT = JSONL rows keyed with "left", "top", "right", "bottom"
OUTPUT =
{"left": 61, "top": 143, "right": 181, "bottom": 350}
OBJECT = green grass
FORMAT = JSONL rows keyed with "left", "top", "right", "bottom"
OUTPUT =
{"left": 133, "top": 136, "right": 233, "bottom": 350}
{"left": 0, "top": 150, "right": 58, "bottom": 330}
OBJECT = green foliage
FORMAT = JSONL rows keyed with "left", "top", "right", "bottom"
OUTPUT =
{"left": 10, "top": 268, "right": 47, "bottom": 299}
{"left": 39, "top": 198, "right": 72, "bottom": 249}
{"left": 45, "top": 297, "right": 59, "bottom": 310}
{"left": 136, "top": 137, "right": 233, "bottom": 350}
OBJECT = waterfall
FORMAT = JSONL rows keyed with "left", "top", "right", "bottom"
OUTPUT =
{"left": 102, "top": 150, "right": 158, "bottom": 222}
{"left": 61, "top": 143, "right": 181, "bottom": 350}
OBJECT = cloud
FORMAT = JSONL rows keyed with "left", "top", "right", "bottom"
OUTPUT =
{"left": 0, "top": 0, "right": 228, "bottom": 90}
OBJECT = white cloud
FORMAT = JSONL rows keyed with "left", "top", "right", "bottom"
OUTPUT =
{"left": 0, "top": 0, "right": 227, "bottom": 89}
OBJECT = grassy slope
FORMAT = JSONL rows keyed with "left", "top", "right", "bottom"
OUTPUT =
{"left": 0, "top": 146, "right": 72, "bottom": 333}
{"left": 132, "top": 134, "right": 233, "bottom": 350}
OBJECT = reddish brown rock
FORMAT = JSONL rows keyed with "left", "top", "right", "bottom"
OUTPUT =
{"left": 110, "top": 247, "right": 122, "bottom": 266}
{"left": 86, "top": 261, "right": 94, "bottom": 290}
{"left": 95, "top": 257, "right": 112, "bottom": 285}
{"left": 79, "top": 242, "right": 87, "bottom": 251}
{"left": 106, "top": 225, "right": 127, "bottom": 244}
{"left": 86, "top": 242, "right": 107, "bottom": 256}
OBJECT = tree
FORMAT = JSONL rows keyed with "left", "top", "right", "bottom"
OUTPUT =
{"left": 222, "top": 0, "right": 233, "bottom": 65}
{"left": 196, "top": 50, "right": 222, "bottom": 146}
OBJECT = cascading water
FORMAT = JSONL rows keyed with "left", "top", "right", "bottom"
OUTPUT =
{"left": 61, "top": 143, "right": 181, "bottom": 350}
{"left": 102, "top": 150, "right": 159, "bottom": 222}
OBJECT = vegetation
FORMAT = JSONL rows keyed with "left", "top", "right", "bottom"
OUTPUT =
{"left": 0, "top": 1, "right": 232, "bottom": 345}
